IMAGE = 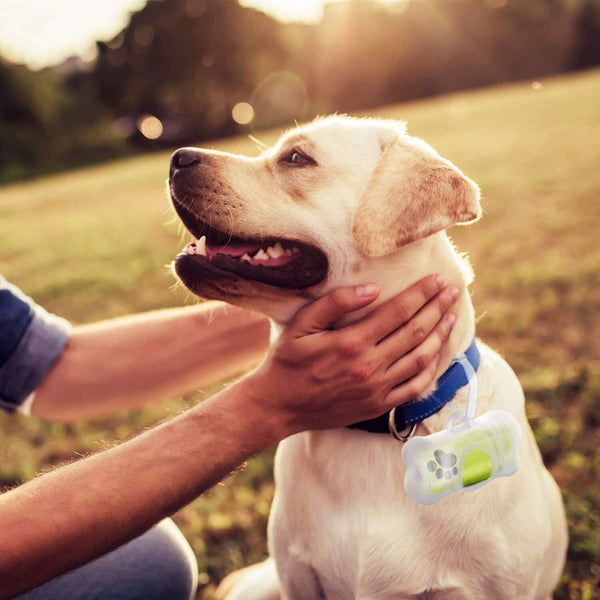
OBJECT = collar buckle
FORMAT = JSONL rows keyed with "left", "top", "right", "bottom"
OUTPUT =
{"left": 388, "top": 409, "right": 417, "bottom": 442}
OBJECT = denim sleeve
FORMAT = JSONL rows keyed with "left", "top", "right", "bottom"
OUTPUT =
{"left": 0, "top": 276, "right": 71, "bottom": 414}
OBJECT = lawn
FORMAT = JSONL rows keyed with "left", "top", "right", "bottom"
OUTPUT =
{"left": 1, "top": 67, "right": 599, "bottom": 598}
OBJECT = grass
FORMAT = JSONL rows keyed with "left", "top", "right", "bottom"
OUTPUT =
{"left": 1, "top": 67, "right": 600, "bottom": 598}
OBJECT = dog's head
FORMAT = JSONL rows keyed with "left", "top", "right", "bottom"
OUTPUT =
{"left": 169, "top": 116, "right": 480, "bottom": 322}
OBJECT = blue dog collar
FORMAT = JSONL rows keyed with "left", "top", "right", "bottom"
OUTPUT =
{"left": 348, "top": 339, "right": 480, "bottom": 435}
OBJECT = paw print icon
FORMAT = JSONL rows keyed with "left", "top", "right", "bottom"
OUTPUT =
{"left": 427, "top": 450, "right": 459, "bottom": 480}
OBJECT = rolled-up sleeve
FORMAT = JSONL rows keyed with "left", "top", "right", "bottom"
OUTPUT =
{"left": 0, "top": 276, "right": 71, "bottom": 414}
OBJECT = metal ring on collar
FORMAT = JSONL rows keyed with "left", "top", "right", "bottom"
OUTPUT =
{"left": 388, "top": 407, "right": 417, "bottom": 442}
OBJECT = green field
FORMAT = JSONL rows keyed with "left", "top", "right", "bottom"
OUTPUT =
{"left": 1, "top": 68, "right": 599, "bottom": 598}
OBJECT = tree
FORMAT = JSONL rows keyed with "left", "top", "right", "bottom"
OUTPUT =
{"left": 571, "top": 0, "right": 600, "bottom": 69}
{"left": 91, "top": 0, "right": 291, "bottom": 141}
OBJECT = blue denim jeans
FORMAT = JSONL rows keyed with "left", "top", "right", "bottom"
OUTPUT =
{"left": 16, "top": 519, "right": 198, "bottom": 600}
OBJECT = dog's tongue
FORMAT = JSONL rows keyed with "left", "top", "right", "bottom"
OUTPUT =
{"left": 206, "top": 240, "right": 262, "bottom": 258}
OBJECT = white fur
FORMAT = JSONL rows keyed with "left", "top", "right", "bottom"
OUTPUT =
{"left": 180, "top": 117, "right": 568, "bottom": 600}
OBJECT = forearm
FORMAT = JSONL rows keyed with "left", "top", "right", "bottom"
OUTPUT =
{"left": 31, "top": 302, "right": 270, "bottom": 422}
{"left": 0, "top": 375, "right": 280, "bottom": 599}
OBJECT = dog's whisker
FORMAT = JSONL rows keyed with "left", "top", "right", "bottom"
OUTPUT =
{"left": 249, "top": 134, "right": 268, "bottom": 151}
{"left": 226, "top": 206, "right": 235, "bottom": 247}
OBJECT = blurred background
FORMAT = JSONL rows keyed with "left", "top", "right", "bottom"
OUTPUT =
{"left": 2, "top": 0, "right": 600, "bottom": 181}
{"left": 1, "top": 1, "right": 599, "bottom": 598}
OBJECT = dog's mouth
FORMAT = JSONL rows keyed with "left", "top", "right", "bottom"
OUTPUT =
{"left": 173, "top": 202, "right": 328, "bottom": 290}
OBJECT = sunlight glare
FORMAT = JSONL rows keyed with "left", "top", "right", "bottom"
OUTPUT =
{"left": 240, "top": 0, "right": 404, "bottom": 23}
{"left": 0, "top": 0, "right": 146, "bottom": 69}
{"left": 239, "top": 0, "right": 327, "bottom": 23}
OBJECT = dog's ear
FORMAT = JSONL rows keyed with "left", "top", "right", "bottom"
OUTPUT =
{"left": 352, "top": 134, "right": 481, "bottom": 257}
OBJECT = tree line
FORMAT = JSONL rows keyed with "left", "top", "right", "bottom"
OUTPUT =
{"left": 1, "top": 0, "right": 600, "bottom": 182}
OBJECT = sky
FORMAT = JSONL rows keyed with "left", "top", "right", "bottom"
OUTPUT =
{"left": 0, "top": 0, "right": 336, "bottom": 70}
{"left": 0, "top": 0, "right": 147, "bottom": 69}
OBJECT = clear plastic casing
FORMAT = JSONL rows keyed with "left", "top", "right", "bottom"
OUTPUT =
{"left": 402, "top": 410, "right": 522, "bottom": 505}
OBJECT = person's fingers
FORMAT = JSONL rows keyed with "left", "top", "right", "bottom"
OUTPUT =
{"left": 382, "top": 353, "right": 442, "bottom": 409}
{"left": 349, "top": 275, "right": 445, "bottom": 343}
{"left": 384, "top": 311, "right": 455, "bottom": 384}
{"left": 377, "top": 285, "right": 459, "bottom": 361}
{"left": 289, "top": 283, "right": 380, "bottom": 336}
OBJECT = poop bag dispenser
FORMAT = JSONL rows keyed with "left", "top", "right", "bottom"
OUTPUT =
{"left": 401, "top": 349, "right": 522, "bottom": 505}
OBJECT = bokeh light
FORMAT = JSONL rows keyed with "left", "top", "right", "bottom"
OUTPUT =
{"left": 250, "top": 71, "right": 309, "bottom": 129}
{"left": 232, "top": 102, "right": 255, "bottom": 125}
{"left": 137, "top": 114, "right": 163, "bottom": 139}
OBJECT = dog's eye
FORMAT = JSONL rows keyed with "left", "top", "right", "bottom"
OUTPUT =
{"left": 280, "top": 148, "right": 316, "bottom": 167}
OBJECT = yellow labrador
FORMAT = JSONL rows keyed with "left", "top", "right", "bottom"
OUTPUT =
{"left": 169, "top": 116, "right": 567, "bottom": 600}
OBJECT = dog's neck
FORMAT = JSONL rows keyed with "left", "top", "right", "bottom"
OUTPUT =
{"left": 338, "top": 232, "right": 476, "bottom": 382}
{"left": 270, "top": 232, "right": 475, "bottom": 385}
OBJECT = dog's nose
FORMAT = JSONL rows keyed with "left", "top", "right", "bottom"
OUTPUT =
{"left": 170, "top": 148, "right": 201, "bottom": 174}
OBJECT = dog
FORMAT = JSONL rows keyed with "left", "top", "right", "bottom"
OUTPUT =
{"left": 168, "top": 116, "right": 567, "bottom": 599}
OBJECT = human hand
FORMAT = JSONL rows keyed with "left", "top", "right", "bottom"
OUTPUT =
{"left": 247, "top": 275, "right": 459, "bottom": 438}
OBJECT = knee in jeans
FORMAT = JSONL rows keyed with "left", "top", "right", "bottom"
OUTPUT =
{"left": 14, "top": 519, "right": 198, "bottom": 600}
{"left": 149, "top": 520, "right": 199, "bottom": 600}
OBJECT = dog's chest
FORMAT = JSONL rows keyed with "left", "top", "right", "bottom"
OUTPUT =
{"left": 271, "top": 408, "right": 533, "bottom": 598}
{"left": 272, "top": 431, "right": 476, "bottom": 595}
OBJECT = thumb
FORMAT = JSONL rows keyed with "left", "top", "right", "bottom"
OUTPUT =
{"left": 290, "top": 283, "right": 380, "bottom": 336}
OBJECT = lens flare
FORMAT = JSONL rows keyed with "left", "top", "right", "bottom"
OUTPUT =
{"left": 232, "top": 102, "right": 255, "bottom": 125}
{"left": 250, "top": 71, "right": 309, "bottom": 129}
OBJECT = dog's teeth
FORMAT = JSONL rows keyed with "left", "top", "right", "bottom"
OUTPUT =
{"left": 291, "top": 247, "right": 300, "bottom": 254}
{"left": 241, "top": 253, "right": 251, "bottom": 262}
{"left": 197, "top": 236, "right": 207, "bottom": 256}
{"left": 267, "top": 245, "right": 284, "bottom": 258}
{"left": 185, "top": 243, "right": 196, "bottom": 255}
{"left": 255, "top": 249, "right": 269, "bottom": 260}
{"left": 283, "top": 248, "right": 293, "bottom": 256}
